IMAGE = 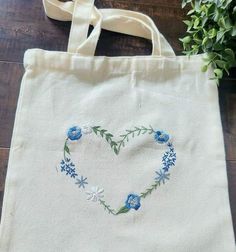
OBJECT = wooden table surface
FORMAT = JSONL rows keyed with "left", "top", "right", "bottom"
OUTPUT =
{"left": 0, "top": 0, "right": 235, "bottom": 242}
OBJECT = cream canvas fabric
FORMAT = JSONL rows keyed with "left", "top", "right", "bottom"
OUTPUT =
{"left": 0, "top": 0, "right": 235, "bottom": 251}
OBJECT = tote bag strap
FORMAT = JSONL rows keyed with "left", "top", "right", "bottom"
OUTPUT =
{"left": 42, "top": 0, "right": 176, "bottom": 56}
{"left": 43, "top": 0, "right": 96, "bottom": 53}
{"left": 77, "top": 8, "right": 177, "bottom": 56}
{"left": 99, "top": 9, "right": 175, "bottom": 57}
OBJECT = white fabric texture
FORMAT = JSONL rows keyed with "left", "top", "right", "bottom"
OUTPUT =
{"left": 0, "top": 0, "right": 235, "bottom": 251}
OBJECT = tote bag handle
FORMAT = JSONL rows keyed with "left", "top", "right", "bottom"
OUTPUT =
{"left": 42, "top": 0, "right": 176, "bottom": 57}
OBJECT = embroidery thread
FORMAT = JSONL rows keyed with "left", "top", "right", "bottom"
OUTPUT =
{"left": 59, "top": 125, "right": 177, "bottom": 216}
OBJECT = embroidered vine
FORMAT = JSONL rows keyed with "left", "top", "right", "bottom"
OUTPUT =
{"left": 91, "top": 126, "right": 118, "bottom": 154}
{"left": 116, "top": 126, "right": 154, "bottom": 153}
{"left": 58, "top": 125, "right": 177, "bottom": 216}
{"left": 140, "top": 181, "right": 161, "bottom": 199}
{"left": 99, "top": 199, "right": 116, "bottom": 215}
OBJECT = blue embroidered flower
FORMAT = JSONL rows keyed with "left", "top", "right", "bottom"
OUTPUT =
{"left": 60, "top": 158, "right": 78, "bottom": 178}
{"left": 155, "top": 170, "right": 170, "bottom": 184}
{"left": 75, "top": 176, "right": 88, "bottom": 188}
{"left": 67, "top": 126, "right": 82, "bottom": 141}
{"left": 125, "top": 194, "right": 141, "bottom": 210}
{"left": 154, "top": 130, "right": 170, "bottom": 144}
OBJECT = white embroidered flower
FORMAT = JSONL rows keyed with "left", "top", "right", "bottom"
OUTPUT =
{"left": 81, "top": 125, "right": 92, "bottom": 134}
{"left": 86, "top": 186, "right": 104, "bottom": 202}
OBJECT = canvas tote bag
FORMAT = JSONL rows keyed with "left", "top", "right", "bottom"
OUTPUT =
{"left": 0, "top": 0, "right": 235, "bottom": 251}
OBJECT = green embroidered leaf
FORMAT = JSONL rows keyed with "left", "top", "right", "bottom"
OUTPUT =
{"left": 105, "top": 135, "right": 110, "bottom": 142}
{"left": 116, "top": 206, "right": 130, "bottom": 215}
{"left": 111, "top": 141, "right": 117, "bottom": 147}
{"left": 100, "top": 129, "right": 107, "bottom": 135}
{"left": 92, "top": 126, "right": 100, "bottom": 135}
{"left": 64, "top": 144, "right": 70, "bottom": 154}
{"left": 114, "top": 147, "right": 119, "bottom": 155}
{"left": 106, "top": 133, "right": 113, "bottom": 138}
{"left": 93, "top": 126, "right": 100, "bottom": 129}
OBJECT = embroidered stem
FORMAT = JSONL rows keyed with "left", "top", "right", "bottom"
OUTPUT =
{"left": 117, "top": 126, "right": 154, "bottom": 152}
{"left": 140, "top": 181, "right": 161, "bottom": 199}
{"left": 91, "top": 126, "right": 119, "bottom": 155}
{"left": 99, "top": 199, "right": 116, "bottom": 215}
{"left": 63, "top": 138, "right": 70, "bottom": 160}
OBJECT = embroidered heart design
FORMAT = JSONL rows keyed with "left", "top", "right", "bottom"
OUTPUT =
{"left": 59, "top": 125, "right": 176, "bottom": 215}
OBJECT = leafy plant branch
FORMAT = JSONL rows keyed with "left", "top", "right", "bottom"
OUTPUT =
{"left": 180, "top": 0, "right": 236, "bottom": 84}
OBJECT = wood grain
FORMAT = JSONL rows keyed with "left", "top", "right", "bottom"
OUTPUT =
{"left": 227, "top": 161, "right": 236, "bottom": 237}
{"left": 219, "top": 80, "right": 236, "bottom": 161}
{"left": 0, "top": 62, "right": 23, "bottom": 148}
{"left": 0, "top": 0, "right": 186, "bottom": 62}
{"left": 0, "top": 148, "right": 9, "bottom": 217}
{"left": 0, "top": 0, "right": 235, "bottom": 243}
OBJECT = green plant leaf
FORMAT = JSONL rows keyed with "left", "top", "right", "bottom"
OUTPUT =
{"left": 201, "top": 16, "right": 208, "bottom": 26}
{"left": 187, "top": 9, "right": 195, "bottom": 15}
{"left": 225, "top": 48, "right": 235, "bottom": 62}
{"left": 182, "top": 0, "right": 191, "bottom": 8}
{"left": 218, "top": 16, "right": 226, "bottom": 29}
{"left": 213, "top": 42, "right": 224, "bottom": 51}
{"left": 202, "top": 37, "right": 208, "bottom": 46}
{"left": 231, "top": 25, "right": 236, "bottom": 36}
{"left": 215, "top": 60, "right": 227, "bottom": 68}
{"left": 180, "top": 36, "right": 192, "bottom": 44}
{"left": 201, "top": 64, "right": 208, "bottom": 72}
{"left": 193, "top": 33, "right": 202, "bottom": 45}
{"left": 221, "top": 0, "right": 232, "bottom": 9}
{"left": 193, "top": 18, "right": 200, "bottom": 28}
{"left": 214, "top": 68, "right": 223, "bottom": 79}
{"left": 216, "top": 30, "right": 226, "bottom": 43}
{"left": 209, "top": 52, "right": 220, "bottom": 60}
{"left": 183, "top": 20, "right": 192, "bottom": 26}
{"left": 213, "top": 7, "right": 220, "bottom": 22}
{"left": 180, "top": 0, "right": 234, "bottom": 83}
{"left": 208, "top": 28, "right": 217, "bottom": 38}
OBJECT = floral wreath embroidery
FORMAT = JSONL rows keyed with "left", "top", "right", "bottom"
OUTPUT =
{"left": 59, "top": 125, "right": 177, "bottom": 215}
